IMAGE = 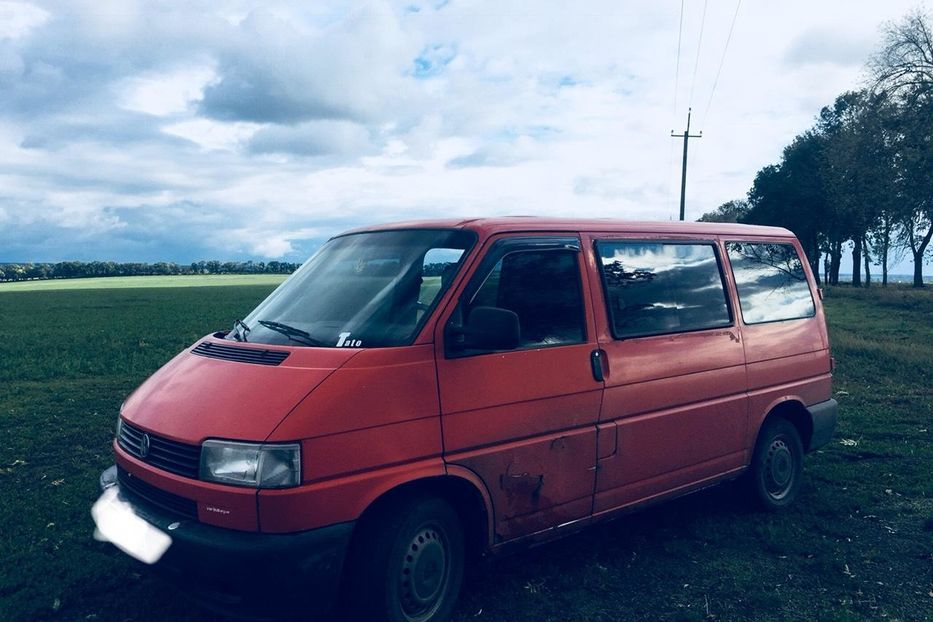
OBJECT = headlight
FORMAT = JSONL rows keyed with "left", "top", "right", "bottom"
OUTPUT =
{"left": 199, "top": 440, "right": 301, "bottom": 488}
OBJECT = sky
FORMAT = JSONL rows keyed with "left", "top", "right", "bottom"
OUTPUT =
{"left": 0, "top": 0, "right": 922, "bottom": 264}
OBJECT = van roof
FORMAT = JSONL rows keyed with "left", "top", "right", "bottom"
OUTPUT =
{"left": 346, "top": 217, "right": 794, "bottom": 238}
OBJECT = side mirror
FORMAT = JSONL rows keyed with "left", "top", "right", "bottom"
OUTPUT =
{"left": 451, "top": 306, "right": 521, "bottom": 352}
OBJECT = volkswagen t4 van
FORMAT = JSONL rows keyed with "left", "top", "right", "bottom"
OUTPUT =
{"left": 92, "top": 218, "right": 837, "bottom": 622}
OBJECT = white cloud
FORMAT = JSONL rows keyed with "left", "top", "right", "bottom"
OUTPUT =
{"left": 161, "top": 118, "right": 259, "bottom": 151}
{"left": 0, "top": 0, "right": 922, "bottom": 269}
{"left": 250, "top": 235, "right": 294, "bottom": 258}
{"left": 119, "top": 65, "right": 217, "bottom": 116}
{"left": 0, "top": 1, "right": 49, "bottom": 40}
{"left": 198, "top": 3, "right": 422, "bottom": 124}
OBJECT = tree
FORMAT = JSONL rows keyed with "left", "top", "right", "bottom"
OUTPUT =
{"left": 697, "top": 199, "right": 750, "bottom": 223}
{"left": 889, "top": 93, "right": 933, "bottom": 287}
{"left": 742, "top": 132, "right": 830, "bottom": 283}
{"left": 870, "top": 9, "right": 933, "bottom": 100}
{"left": 0, "top": 260, "right": 299, "bottom": 282}
{"left": 26, "top": 263, "right": 48, "bottom": 280}
{"left": 871, "top": 9, "right": 933, "bottom": 286}
{"left": 818, "top": 91, "right": 906, "bottom": 287}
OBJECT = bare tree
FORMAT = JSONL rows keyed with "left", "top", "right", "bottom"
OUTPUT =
{"left": 871, "top": 9, "right": 933, "bottom": 99}
{"left": 870, "top": 9, "right": 933, "bottom": 286}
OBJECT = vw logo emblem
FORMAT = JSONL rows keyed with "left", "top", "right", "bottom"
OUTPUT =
{"left": 139, "top": 433, "right": 151, "bottom": 458}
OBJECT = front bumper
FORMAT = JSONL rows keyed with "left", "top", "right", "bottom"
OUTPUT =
{"left": 806, "top": 398, "right": 838, "bottom": 452}
{"left": 94, "top": 465, "right": 354, "bottom": 620}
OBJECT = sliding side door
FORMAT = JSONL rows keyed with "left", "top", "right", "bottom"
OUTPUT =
{"left": 585, "top": 235, "right": 748, "bottom": 514}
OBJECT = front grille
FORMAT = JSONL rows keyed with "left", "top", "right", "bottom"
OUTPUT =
{"left": 118, "top": 467, "right": 198, "bottom": 520}
{"left": 118, "top": 420, "right": 201, "bottom": 479}
{"left": 192, "top": 341, "right": 289, "bottom": 366}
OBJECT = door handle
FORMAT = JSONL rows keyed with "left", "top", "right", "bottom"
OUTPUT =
{"left": 590, "top": 349, "right": 605, "bottom": 382}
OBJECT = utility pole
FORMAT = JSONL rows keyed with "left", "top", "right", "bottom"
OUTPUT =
{"left": 671, "top": 107, "right": 702, "bottom": 221}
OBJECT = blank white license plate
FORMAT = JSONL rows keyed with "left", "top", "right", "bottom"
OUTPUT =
{"left": 92, "top": 486, "right": 172, "bottom": 564}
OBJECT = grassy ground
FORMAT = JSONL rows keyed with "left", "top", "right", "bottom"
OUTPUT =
{"left": 0, "top": 274, "right": 287, "bottom": 292}
{"left": 0, "top": 283, "right": 930, "bottom": 622}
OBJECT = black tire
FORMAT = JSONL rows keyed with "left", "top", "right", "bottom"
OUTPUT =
{"left": 345, "top": 495, "right": 465, "bottom": 622}
{"left": 748, "top": 417, "right": 804, "bottom": 511}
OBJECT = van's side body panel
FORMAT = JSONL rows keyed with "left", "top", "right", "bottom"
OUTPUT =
{"left": 435, "top": 233, "right": 603, "bottom": 541}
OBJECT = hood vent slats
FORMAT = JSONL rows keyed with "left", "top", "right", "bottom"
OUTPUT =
{"left": 192, "top": 341, "right": 289, "bottom": 366}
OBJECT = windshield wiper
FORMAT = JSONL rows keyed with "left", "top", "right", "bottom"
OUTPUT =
{"left": 231, "top": 319, "right": 250, "bottom": 342}
{"left": 256, "top": 320, "right": 326, "bottom": 347}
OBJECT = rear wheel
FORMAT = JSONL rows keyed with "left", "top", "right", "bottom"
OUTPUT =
{"left": 748, "top": 417, "right": 804, "bottom": 511}
{"left": 346, "top": 495, "right": 464, "bottom": 622}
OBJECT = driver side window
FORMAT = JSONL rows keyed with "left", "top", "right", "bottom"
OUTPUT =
{"left": 467, "top": 249, "right": 585, "bottom": 348}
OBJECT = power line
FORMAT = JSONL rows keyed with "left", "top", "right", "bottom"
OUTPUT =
{"left": 687, "top": 0, "right": 709, "bottom": 108}
{"left": 672, "top": 0, "right": 707, "bottom": 219}
{"left": 701, "top": 0, "right": 743, "bottom": 125}
{"left": 668, "top": 0, "right": 686, "bottom": 214}
{"left": 672, "top": 0, "right": 685, "bottom": 116}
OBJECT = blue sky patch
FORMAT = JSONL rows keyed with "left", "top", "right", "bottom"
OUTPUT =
{"left": 412, "top": 43, "right": 458, "bottom": 78}
{"left": 558, "top": 75, "right": 580, "bottom": 87}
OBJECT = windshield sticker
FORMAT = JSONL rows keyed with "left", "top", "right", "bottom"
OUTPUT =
{"left": 336, "top": 332, "right": 362, "bottom": 348}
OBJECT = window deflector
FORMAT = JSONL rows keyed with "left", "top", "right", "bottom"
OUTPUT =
{"left": 460, "top": 237, "right": 581, "bottom": 306}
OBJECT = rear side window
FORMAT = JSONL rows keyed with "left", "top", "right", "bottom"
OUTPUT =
{"left": 596, "top": 241, "right": 732, "bottom": 339}
{"left": 726, "top": 242, "right": 815, "bottom": 324}
{"left": 468, "top": 250, "right": 585, "bottom": 348}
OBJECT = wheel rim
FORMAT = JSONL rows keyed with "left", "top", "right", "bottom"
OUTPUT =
{"left": 764, "top": 437, "right": 795, "bottom": 500}
{"left": 398, "top": 523, "right": 450, "bottom": 621}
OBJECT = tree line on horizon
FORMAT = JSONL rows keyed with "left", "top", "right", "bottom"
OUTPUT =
{"left": 699, "top": 9, "right": 932, "bottom": 288}
{"left": 0, "top": 259, "right": 301, "bottom": 282}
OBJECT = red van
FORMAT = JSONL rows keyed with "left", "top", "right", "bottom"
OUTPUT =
{"left": 92, "top": 218, "right": 837, "bottom": 622}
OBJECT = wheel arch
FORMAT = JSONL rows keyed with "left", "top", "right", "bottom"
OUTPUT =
{"left": 351, "top": 470, "right": 494, "bottom": 562}
{"left": 757, "top": 399, "right": 814, "bottom": 451}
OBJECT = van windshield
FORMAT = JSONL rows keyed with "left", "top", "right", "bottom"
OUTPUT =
{"left": 231, "top": 229, "right": 476, "bottom": 348}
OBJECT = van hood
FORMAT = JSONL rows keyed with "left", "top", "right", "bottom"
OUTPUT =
{"left": 121, "top": 336, "right": 359, "bottom": 444}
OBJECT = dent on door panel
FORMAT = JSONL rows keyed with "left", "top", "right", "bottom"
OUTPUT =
{"left": 443, "top": 388, "right": 602, "bottom": 540}
{"left": 455, "top": 431, "right": 596, "bottom": 540}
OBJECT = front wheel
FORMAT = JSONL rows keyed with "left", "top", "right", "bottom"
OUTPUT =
{"left": 748, "top": 418, "right": 804, "bottom": 511}
{"left": 346, "top": 496, "right": 465, "bottom": 622}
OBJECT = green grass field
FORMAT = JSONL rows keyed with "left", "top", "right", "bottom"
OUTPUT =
{"left": 0, "top": 280, "right": 930, "bottom": 622}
